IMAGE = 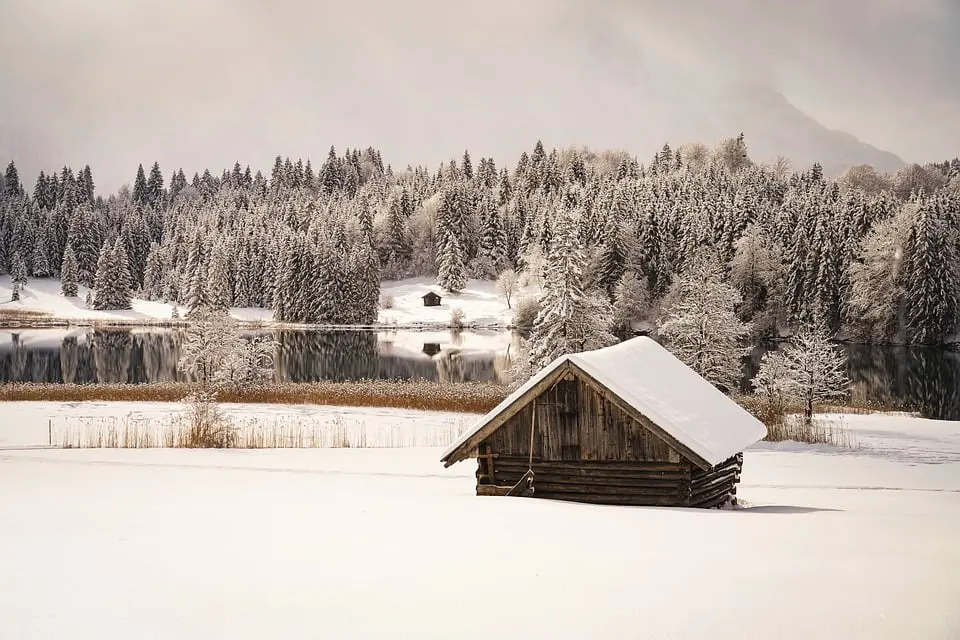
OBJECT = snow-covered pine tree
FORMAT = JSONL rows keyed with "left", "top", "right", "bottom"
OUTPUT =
{"left": 141, "top": 243, "right": 164, "bottom": 300}
{"left": 475, "top": 190, "right": 506, "bottom": 277}
{"left": 207, "top": 240, "right": 233, "bottom": 311}
{"left": 92, "top": 239, "right": 132, "bottom": 310}
{"left": 597, "top": 218, "right": 627, "bottom": 299}
{"left": 146, "top": 162, "right": 164, "bottom": 208}
{"left": 133, "top": 164, "right": 148, "bottom": 207}
{"left": 67, "top": 206, "right": 100, "bottom": 287}
{"left": 60, "top": 244, "right": 79, "bottom": 297}
{"left": 657, "top": 249, "right": 750, "bottom": 393}
{"left": 527, "top": 207, "right": 616, "bottom": 371}
{"left": 437, "top": 233, "right": 467, "bottom": 293}
{"left": 185, "top": 234, "right": 211, "bottom": 315}
{"left": 12, "top": 251, "right": 27, "bottom": 285}
{"left": 30, "top": 237, "right": 51, "bottom": 278}
{"left": 112, "top": 236, "right": 134, "bottom": 307}
{"left": 904, "top": 198, "right": 960, "bottom": 343}
{"left": 611, "top": 271, "right": 650, "bottom": 338}
{"left": 436, "top": 183, "right": 468, "bottom": 292}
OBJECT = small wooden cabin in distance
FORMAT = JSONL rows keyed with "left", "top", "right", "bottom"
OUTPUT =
{"left": 440, "top": 337, "right": 767, "bottom": 508}
{"left": 422, "top": 291, "right": 442, "bottom": 307}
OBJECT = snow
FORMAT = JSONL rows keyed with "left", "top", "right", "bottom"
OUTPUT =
{"left": 0, "top": 275, "right": 538, "bottom": 329}
{"left": 444, "top": 336, "right": 767, "bottom": 467}
{"left": 1, "top": 403, "right": 958, "bottom": 639}
{"left": 0, "top": 275, "right": 272, "bottom": 324}
{"left": 377, "top": 276, "right": 538, "bottom": 328}
{"left": 0, "top": 402, "right": 472, "bottom": 450}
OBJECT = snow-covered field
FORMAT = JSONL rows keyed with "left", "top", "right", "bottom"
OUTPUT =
{"left": 2, "top": 403, "right": 959, "bottom": 639}
{"left": 0, "top": 275, "right": 537, "bottom": 328}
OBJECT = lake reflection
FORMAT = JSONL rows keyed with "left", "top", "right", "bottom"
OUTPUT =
{"left": 0, "top": 328, "right": 517, "bottom": 386}
{"left": 1, "top": 329, "right": 958, "bottom": 420}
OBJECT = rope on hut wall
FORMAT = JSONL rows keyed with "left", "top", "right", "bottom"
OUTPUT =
{"left": 506, "top": 397, "right": 536, "bottom": 497}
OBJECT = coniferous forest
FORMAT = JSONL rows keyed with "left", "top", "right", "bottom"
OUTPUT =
{"left": 1, "top": 136, "right": 959, "bottom": 345}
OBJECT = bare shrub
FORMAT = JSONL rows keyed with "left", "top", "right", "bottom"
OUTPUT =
{"left": 496, "top": 268, "right": 519, "bottom": 309}
{"left": 179, "top": 391, "right": 236, "bottom": 448}
{"left": 450, "top": 307, "right": 465, "bottom": 329}
{"left": 512, "top": 295, "right": 540, "bottom": 331}
{"left": 380, "top": 294, "right": 395, "bottom": 309}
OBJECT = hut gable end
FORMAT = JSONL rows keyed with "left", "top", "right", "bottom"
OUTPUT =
{"left": 484, "top": 368, "right": 686, "bottom": 465}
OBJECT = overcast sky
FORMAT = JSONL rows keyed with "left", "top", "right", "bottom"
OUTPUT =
{"left": 1, "top": 0, "right": 957, "bottom": 192}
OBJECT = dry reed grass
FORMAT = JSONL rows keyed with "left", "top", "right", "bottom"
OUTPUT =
{"left": 734, "top": 394, "right": 859, "bottom": 447}
{"left": 55, "top": 412, "right": 471, "bottom": 449}
{"left": 763, "top": 415, "right": 857, "bottom": 448}
{"left": 0, "top": 307, "right": 53, "bottom": 319}
{"left": 0, "top": 380, "right": 507, "bottom": 413}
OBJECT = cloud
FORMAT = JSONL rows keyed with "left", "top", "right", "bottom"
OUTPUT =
{"left": 0, "top": 0, "right": 956, "bottom": 191}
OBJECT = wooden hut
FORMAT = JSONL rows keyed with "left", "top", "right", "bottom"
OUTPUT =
{"left": 440, "top": 337, "right": 767, "bottom": 508}
{"left": 422, "top": 291, "right": 442, "bottom": 307}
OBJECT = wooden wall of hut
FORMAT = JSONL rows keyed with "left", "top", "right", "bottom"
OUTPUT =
{"left": 475, "top": 375, "right": 743, "bottom": 508}
{"left": 483, "top": 376, "right": 681, "bottom": 463}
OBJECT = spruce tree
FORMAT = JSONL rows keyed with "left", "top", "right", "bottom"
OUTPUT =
{"left": 4, "top": 162, "right": 22, "bottom": 198}
{"left": 61, "top": 244, "right": 79, "bottom": 297}
{"left": 12, "top": 251, "right": 27, "bottom": 285}
{"left": 207, "top": 241, "right": 233, "bottom": 311}
{"left": 146, "top": 162, "right": 164, "bottom": 208}
{"left": 133, "top": 164, "right": 148, "bottom": 206}
{"left": 30, "top": 238, "right": 51, "bottom": 278}
{"left": 185, "top": 234, "right": 210, "bottom": 315}
{"left": 597, "top": 220, "right": 627, "bottom": 299}
{"left": 905, "top": 199, "right": 960, "bottom": 343}
{"left": 527, "top": 207, "right": 615, "bottom": 371}
{"left": 92, "top": 239, "right": 132, "bottom": 310}
{"left": 437, "top": 233, "right": 467, "bottom": 293}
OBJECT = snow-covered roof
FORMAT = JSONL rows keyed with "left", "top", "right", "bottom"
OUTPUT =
{"left": 441, "top": 336, "right": 767, "bottom": 469}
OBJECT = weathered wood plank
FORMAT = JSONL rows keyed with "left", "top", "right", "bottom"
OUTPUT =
{"left": 494, "top": 472, "right": 685, "bottom": 490}
{"left": 442, "top": 362, "right": 571, "bottom": 466}
{"left": 477, "top": 484, "right": 513, "bottom": 496}
{"left": 533, "top": 492, "right": 689, "bottom": 507}
{"left": 493, "top": 458, "right": 684, "bottom": 473}
{"left": 568, "top": 361, "right": 712, "bottom": 469}
{"left": 521, "top": 482, "right": 684, "bottom": 497}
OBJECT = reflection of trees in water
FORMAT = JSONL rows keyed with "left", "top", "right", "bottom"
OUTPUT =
{"left": 139, "top": 330, "right": 183, "bottom": 383}
{"left": 3, "top": 329, "right": 955, "bottom": 418}
{"left": 60, "top": 337, "right": 78, "bottom": 384}
{"left": 275, "top": 330, "right": 380, "bottom": 382}
{"left": 91, "top": 331, "right": 133, "bottom": 384}
{"left": 8, "top": 333, "right": 28, "bottom": 381}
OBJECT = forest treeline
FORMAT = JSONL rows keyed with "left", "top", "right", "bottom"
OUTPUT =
{"left": 1, "top": 135, "right": 958, "bottom": 344}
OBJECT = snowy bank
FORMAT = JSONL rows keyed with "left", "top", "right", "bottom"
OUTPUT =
{"left": 0, "top": 275, "right": 539, "bottom": 329}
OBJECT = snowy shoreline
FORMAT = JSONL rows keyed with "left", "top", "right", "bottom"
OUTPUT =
{"left": 0, "top": 275, "right": 536, "bottom": 331}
